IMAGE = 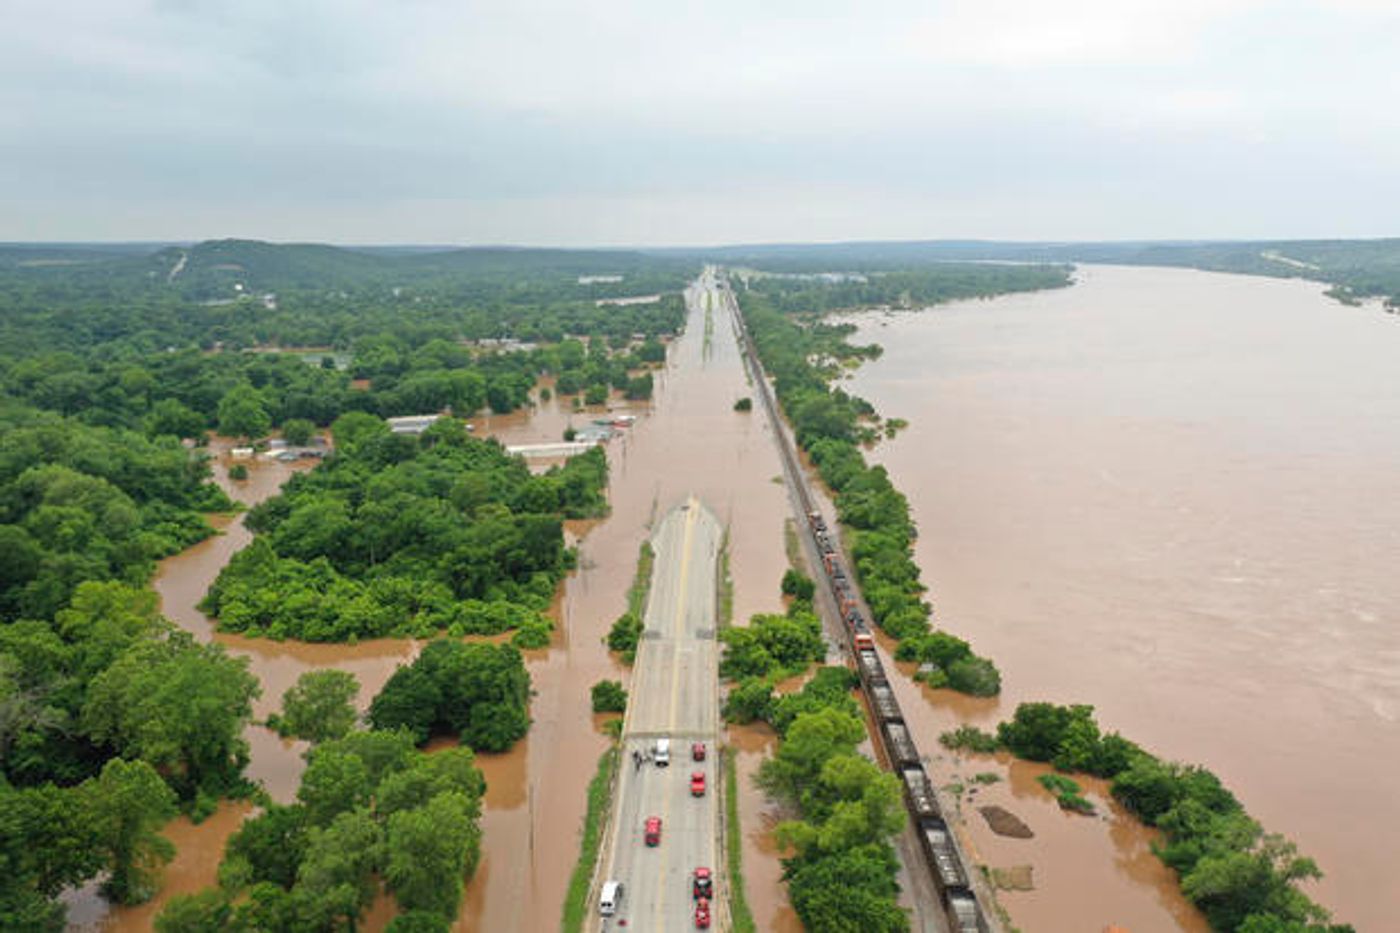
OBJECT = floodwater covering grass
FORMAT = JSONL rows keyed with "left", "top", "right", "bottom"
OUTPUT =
{"left": 560, "top": 746, "right": 620, "bottom": 933}
{"left": 783, "top": 517, "right": 805, "bottom": 572}
{"left": 724, "top": 749, "right": 757, "bottom": 933}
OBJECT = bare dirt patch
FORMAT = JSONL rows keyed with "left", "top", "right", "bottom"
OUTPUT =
{"left": 989, "top": 865, "right": 1035, "bottom": 891}
{"left": 979, "top": 805, "right": 1034, "bottom": 838}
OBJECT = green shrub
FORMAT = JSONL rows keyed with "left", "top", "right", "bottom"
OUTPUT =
{"left": 780, "top": 568, "right": 816, "bottom": 601}
{"left": 939, "top": 726, "right": 1000, "bottom": 754}
{"left": 606, "top": 612, "right": 643, "bottom": 663}
{"left": 510, "top": 619, "right": 553, "bottom": 649}
{"left": 723, "top": 678, "right": 775, "bottom": 724}
{"left": 946, "top": 657, "right": 1001, "bottom": 697}
{"left": 590, "top": 680, "right": 627, "bottom": 714}
{"left": 1038, "top": 773, "right": 1094, "bottom": 814}
{"left": 281, "top": 418, "right": 316, "bottom": 446}
{"left": 719, "top": 609, "right": 825, "bottom": 681}
{"left": 369, "top": 640, "right": 530, "bottom": 751}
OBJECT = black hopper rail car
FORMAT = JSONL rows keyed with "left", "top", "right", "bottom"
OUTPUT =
{"left": 919, "top": 817, "right": 971, "bottom": 892}
{"left": 900, "top": 766, "right": 939, "bottom": 821}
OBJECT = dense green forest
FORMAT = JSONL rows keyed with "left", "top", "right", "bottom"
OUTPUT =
{"left": 0, "top": 239, "right": 694, "bottom": 354}
{"left": 155, "top": 645, "right": 527, "bottom": 931}
{"left": 204, "top": 412, "right": 606, "bottom": 643}
{"left": 156, "top": 722, "right": 493, "bottom": 931}
{"left": 0, "top": 242, "right": 689, "bottom": 928}
{"left": 0, "top": 406, "right": 259, "bottom": 927}
{"left": 1, "top": 241, "right": 688, "bottom": 448}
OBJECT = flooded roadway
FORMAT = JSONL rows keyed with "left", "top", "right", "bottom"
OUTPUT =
{"left": 841, "top": 265, "right": 1400, "bottom": 931}
{"left": 68, "top": 272, "right": 803, "bottom": 930}
{"left": 592, "top": 500, "right": 723, "bottom": 933}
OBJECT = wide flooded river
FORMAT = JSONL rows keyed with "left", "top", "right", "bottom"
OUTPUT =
{"left": 843, "top": 265, "right": 1400, "bottom": 931}
{"left": 67, "top": 278, "right": 802, "bottom": 930}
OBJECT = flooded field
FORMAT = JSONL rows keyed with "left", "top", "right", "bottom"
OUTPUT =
{"left": 842, "top": 265, "right": 1400, "bottom": 931}
{"left": 68, "top": 280, "right": 802, "bottom": 930}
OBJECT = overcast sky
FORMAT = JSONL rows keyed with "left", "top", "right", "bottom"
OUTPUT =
{"left": 3, "top": 0, "right": 1398, "bottom": 245}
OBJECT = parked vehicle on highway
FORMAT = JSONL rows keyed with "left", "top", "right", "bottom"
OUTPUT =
{"left": 645, "top": 815, "right": 662, "bottom": 846}
{"left": 654, "top": 737, "right": 671, "bottom": 766}
{"left": 690, "top": 771, "right": 706, "bottom": 796}
{"left": 695, "top": 897, "right": 711, "bottom": 928}
{"left": 692, "top": 867, "right": 713, "bottom": 899}
{"left": 692, "top": 741, "right": 706, "bottom": 761}
{"left": 599, "top": 879, "right": 624, "bottom": 916}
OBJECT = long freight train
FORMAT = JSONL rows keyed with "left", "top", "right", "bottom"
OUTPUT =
{"left": 807, "top": 509, "right": 989, "bottom": 933}
{"left": 722, "top": 271, "right": 992, "bottom": 932}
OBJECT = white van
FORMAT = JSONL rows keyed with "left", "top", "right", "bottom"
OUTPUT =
{"left": 599, "top": 879, "right": 623, "bottom": 916}
{"left": 654, "top": 737, "right": 670, "bottom": 767}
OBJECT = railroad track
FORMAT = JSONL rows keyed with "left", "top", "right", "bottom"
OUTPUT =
{"left": 716, "top": 269, "right": 994, "bottom": 933}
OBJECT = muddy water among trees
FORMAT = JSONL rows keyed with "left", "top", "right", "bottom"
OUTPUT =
{"left": 71, "top": 285, "right": 802, "bottom": 930}
{"left": 843, "top": 265, "right": 1400, "bottom": 931}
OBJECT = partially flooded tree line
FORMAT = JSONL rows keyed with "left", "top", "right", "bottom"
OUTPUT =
{"left": 732, "top": 278, "right": 1001, "bottom": 696}
{"left": 942, "top": 704, "right": 1351, "bottom": 932}
{"left": 154, "top": 637, "right": 531, "bottom": 931}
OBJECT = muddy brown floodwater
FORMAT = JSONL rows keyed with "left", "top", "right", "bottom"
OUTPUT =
{"left": 67, "top": 280, "right": 804, "bottom": 930}
{"left": 841, "top": 265, "right": 1400, "bottom": 931}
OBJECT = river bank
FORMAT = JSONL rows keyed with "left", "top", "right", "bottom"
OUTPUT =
{"left": 841, "top": 264, "right": 1400, "bottom": 930}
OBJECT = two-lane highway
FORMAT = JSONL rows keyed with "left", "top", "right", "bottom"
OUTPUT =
{"left": 592, "top": 498, "right": 723, "bottom": 932}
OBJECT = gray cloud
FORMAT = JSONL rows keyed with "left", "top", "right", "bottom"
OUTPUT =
{"left": 2, "top": 0, "right": 1397, "bottom": 244}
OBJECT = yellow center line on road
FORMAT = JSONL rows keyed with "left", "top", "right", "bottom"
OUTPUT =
{"left": 652, "top": 496, "right": 699, "bottom": 933}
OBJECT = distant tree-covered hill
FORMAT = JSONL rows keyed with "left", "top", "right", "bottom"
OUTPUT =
{"left": 0, "top": 239, "right": 696, "bottom": 356}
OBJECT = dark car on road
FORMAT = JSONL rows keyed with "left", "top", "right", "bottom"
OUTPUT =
{"left": 692, "top": 866, "right": 713, "bottom": 899}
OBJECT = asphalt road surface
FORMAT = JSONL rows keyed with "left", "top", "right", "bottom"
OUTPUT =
{"left": 592, "top": 498, "right": 723, "bottom": 933}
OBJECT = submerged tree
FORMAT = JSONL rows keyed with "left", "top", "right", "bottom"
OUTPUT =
{"left": 85, "top": 758, "right": 177, "bottom": 905}
{"left": 276, "top": 670, "right": 359, "bottom": 743}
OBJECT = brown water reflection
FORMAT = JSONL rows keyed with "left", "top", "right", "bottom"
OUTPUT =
{"left": 71, "top": 279, "right": 801, "bottom": 929}
{"left": 843, "top": 265, "right": 1400, "bottom": 930}
{"left": 63, "top": 802, "right": 254, "bottom": 932}
{"left": 727, "top": 723, "right": 804, "bottom": 933}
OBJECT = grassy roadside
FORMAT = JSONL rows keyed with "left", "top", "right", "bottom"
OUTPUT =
{"left": 560, "top": 746, "right": 620, "bottom": 933}
{"left": 717, "top": 533, "right": 734, "bottom": 628}
{"left": 627, "top": 541, "right": 655, "bottom": 617}
{"left": 724, "top": 749, "right": 757, "bottom": 933}
{"left": 704, "top": 289, "right": 716, "bottom": 355}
